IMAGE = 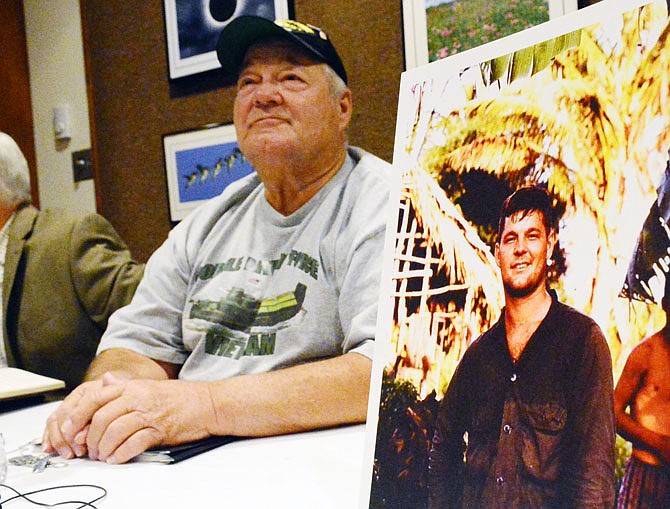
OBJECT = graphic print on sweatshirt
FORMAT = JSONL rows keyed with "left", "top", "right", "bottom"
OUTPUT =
{"left": 183, "top": 250, "right": 319, "bottom": 359}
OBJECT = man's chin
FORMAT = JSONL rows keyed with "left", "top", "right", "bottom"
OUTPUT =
{"left": 241, "top": 138, "right": 295, "bottom": 162}
{"left": 504, "top": 280, "right": 544, "bottom": 299}
{"left": 506, "top": 287, "right": 534, "bottom": 299}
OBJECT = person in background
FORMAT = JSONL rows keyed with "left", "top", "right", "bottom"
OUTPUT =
{"left": 614, "top": 274, "right": 670, "bottom": 508}
{"left": 428, "top": 185, "right": 615, "bottom": 508}
{"left": 0, "top": 131, "right": 144, "bottom": 390}
{"left": 42, "top": 16, "right": 392, "bottom": 465}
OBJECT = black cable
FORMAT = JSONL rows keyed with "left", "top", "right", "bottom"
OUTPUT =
{"left": 0, "top": 483, "right": 107, "bottom": 508}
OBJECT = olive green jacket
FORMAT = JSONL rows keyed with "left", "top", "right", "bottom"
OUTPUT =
{"left": 3, "top": 205, "right": 144, "bottom": 390}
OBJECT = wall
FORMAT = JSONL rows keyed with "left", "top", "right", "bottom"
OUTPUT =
{"left": 23, "top": 0, "right": 96, "bottom": 216}
{"left": 80, "top": 1, "right": 404, "bottom": 262}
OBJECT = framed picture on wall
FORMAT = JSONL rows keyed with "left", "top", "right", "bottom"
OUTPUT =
{"left": 163, "top": 123, "right": 255, "bottom": 221}
{"left": 402, "top": 0, "right": 579, "bottom": 68}
{"left": 163, "top": 0, "right": 290, "bottom": 79}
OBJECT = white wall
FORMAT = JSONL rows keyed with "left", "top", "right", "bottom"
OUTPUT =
{"left": 23, "top": 0, "right": 96, "bottom": 215}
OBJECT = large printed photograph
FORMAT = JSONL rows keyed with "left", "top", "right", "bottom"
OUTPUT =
{"left": 362, "top": 0, "right": 670, "bottom": 507}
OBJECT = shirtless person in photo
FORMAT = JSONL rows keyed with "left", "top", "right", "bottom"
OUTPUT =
{"left": 614, "top": 277, "right": 670, "bottom": 508}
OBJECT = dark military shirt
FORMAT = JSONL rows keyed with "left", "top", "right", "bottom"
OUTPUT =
{"left": 428, "top": 292, "right": 615, "bottom": 508}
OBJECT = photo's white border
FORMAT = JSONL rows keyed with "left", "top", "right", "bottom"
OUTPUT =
{"left": 402, "top": 0, "right": 579, "bottom": 69}
{"left": 163, "top": 123, "right": 239, "bottom": 221}
{"left": 360, "top": 0, "right": 666, "bottom": 506}
{"left": 163, "top": 0, "right": 290, "bottom": 79}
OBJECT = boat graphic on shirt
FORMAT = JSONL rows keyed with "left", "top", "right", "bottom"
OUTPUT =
{"left": 187, "top": 283, "right": 307, "bottom": 357}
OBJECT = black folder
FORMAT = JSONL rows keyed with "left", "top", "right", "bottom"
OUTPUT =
{"left": 133, "top": 435, "right": 241, "bottom": 464}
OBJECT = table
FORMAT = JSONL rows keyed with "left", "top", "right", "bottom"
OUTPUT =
{"left": 0, "top": 401, "right": 368, "bottom": 508}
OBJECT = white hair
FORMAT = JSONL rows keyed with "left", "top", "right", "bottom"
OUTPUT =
{"left": 0, "top": 132, "right": 32, "bottom": 208}
{"left": 322, "top": 64, "right": 347, "bottom": 100}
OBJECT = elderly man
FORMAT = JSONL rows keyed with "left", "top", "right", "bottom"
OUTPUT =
{"left": 428, "top": 186, "right": 615, "bottom": 508}
{"left": 0, "top": 131, "right": 143, "bottom": 390}
{"left": 43, "top": 16, "right": 391, "bottom": 465}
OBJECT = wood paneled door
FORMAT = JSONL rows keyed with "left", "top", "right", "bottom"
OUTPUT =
{"left": 0, "top": 0, "right": 39, "bottom": 206}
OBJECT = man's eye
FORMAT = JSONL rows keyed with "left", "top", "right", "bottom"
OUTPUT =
{"left": 237, "top": 77, "right": 256, "bottom": 89}
{"left": 282, "top": 73, "right": 303, "bottom": 83}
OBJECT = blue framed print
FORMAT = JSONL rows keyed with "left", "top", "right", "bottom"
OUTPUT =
{"left": 164, "top": 0, "right": 290, "bottom": 79}
{"left": 163, "top": 123, "right": 255, "bottom": 221}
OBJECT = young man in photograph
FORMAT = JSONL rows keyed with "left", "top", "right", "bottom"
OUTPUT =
{"left": 428, "top": 185, "right": 615, "bottom": 508}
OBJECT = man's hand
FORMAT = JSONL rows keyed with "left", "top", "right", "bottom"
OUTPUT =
{"left": 43, "top": 376, "right": 120, "bottom": 459}
{"left": 44, "top": 373, "right": 215, "bottom": 464}
{"left": 43, "top": 351, "right": 372, "bottom": 464}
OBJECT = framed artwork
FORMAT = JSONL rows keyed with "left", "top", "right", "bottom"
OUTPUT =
{"left": 163, "top": 123, "right": 255, "bottom": 221}
{"left": 361, "top": 0, "right": 670, "bottom": 507}
{"left": 163, "top": 0, "right": 290, "bottom": 79}
{"left": 402, "top": 0, "right": 579, "bottom": 69}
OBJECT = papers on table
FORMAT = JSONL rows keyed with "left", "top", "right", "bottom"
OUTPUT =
{"left": 0, "top": 368, "right": 65, "bottom": 400}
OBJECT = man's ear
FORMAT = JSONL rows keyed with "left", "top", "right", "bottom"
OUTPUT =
{"left": 338, "top": 88, "right": 353, "bottom": 128}
{"left": 494, "top": 242, "right": 501, "bottom": 267}
{"left": 547, "top": 229, "right": 557, "bottom": 261}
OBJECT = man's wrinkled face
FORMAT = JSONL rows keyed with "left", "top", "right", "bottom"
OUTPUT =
{"left": 495, "top": 210, "right": 555, "bottom": 299}
{"left": 232, "top": 39, "right": 350, "bottom": 166}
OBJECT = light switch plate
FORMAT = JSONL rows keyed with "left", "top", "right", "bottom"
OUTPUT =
{"left": 72, "top": 149, "right": 93, "bottom": 182}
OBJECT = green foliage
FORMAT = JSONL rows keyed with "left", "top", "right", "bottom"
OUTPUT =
{"left": 483, "top": 30, "right": 582, "bottom": 86}
{"left": 427, "top": 0, "right": 550, "bottom": 61}
{"left": 370, "top": 371, "right": 438, "bottom": 509}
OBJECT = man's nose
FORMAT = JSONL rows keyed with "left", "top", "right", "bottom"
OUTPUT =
{"left": 513, "top": 238, "right": 527, "bottom": 254}
{"left": 252, "top": 80, "right": 282, "bottom": 105}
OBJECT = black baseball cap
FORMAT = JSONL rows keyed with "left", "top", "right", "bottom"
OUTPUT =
{"left": 216, "top": 16, "right": 348, "bottom": 84}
